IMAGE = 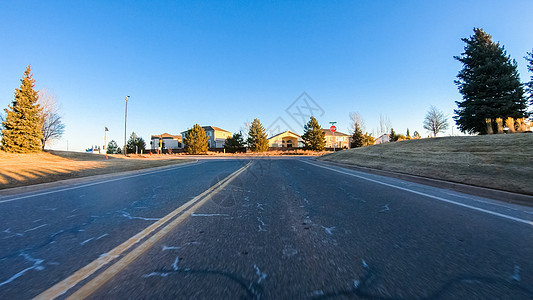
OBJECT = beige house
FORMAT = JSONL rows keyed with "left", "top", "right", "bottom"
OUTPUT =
{"left": 322, "top": 129, "right": 350, "bottom": 149}
{"left": 150, "top": 133, "right": 182, "bottom": 151}
{"left": 181, "top": 126, "right": 231, "bottom": 148}
{"left": 374, "top": 134, "right": 390, "bottom": 144}
{"left": 268, "top": 131, "right": 302, "bottom": 148}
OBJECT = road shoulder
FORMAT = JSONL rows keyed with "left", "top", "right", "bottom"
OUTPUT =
{"left": 313, "top": 158, "right": 533, "bottom": 207}
{"left": 0, "top": 160, "right": 199, "bottom": 198}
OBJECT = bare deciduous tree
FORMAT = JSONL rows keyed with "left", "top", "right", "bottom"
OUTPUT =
{"left": 38, "top": 88, "right": 65, "bottom": 150}
{"left": 348, "top": 112, "right": 365, "bottom": 133}
{"left": 423, "top": 106, "right": 449, "bottom": 137}
{"left": 379, "top": 114, "right": 391, "bottom": 135}
{"left": 0, "top": 112, "right": 5, "bottom": 130}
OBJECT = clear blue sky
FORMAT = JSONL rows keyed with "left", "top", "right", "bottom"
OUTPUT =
{"left": 1, "top": 1, "right": 532, "bottom": 151}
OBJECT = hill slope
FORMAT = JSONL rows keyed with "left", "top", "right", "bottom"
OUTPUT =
{"left": 318, "top": 134, "right": 533, "bottom": 195}
{"left": 0, "top": 151, "right": 191, "bottom": 190}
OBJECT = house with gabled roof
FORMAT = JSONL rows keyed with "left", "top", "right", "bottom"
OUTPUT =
{"left": 322, "top": 129, "right": 350, "bottom": 149}
{"left": 180, "top": 126, "right": 231, "bottom": 148}
{"left": 374, "top": 134, "right": 390, "bottom": 144}
{"left": 268, "top": 131, "right": 302, "bottom": 148}
{"left": 150, "top": 133, "right": 182, "bottom": 151}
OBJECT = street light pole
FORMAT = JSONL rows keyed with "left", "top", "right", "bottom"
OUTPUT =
{"left": 123, "top": 96, "right": 130, "bottom": 156}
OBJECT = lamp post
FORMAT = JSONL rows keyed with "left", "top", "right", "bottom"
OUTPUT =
{"left": 123, "top": 96, "right": 130, "bottom": 155}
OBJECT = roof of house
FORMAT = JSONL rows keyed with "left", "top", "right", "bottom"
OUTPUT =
{"left": 202, "top": 126, "right": 231, "bottom": 133}
{"left": 151, "top": 133, "right": 182, "bottom": 140}
{"left": 268, "top": 130, "right": 301, "bottom": 140}
{"left": 321, "top": 129, "right": 350, "bottom": 136}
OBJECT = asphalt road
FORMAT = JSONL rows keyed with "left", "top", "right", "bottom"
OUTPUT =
{"left": 1, "top": 158, "right": 532, "bottom": 299}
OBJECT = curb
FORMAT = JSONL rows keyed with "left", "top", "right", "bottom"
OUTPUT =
{"left": 317, "top": 159, "right": 533, "bottom": 207}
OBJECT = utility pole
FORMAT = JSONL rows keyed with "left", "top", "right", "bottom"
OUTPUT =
{"left": 123, "top": 96, "right": 130, "bottom": 156}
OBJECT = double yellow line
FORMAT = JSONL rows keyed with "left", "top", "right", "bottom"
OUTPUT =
{"left": 35, "top": 161, "right": 252, "bottom": 300}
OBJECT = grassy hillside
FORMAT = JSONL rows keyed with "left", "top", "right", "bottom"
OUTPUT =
{"left": 0, "top": 151, "right": 192, "bottom": 190}
{"left": 318, "top": 134, "right": 533, "bottom": 195}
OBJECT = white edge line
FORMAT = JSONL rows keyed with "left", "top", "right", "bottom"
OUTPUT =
{"left": 301, "top": 160, "right": 533, "bottom": 227}
{"left": 0, "top": 160, "right": 201, "bottom": 204}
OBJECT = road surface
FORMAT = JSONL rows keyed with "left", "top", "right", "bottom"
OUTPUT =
{"left": 0, "top": 158, "right": 532, "bottom": 299}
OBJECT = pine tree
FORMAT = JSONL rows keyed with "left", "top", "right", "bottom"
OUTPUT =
{"left": 247, "top": 118, "right": 269, "bottom": 152}
{"left": 1, "top": 65, "right": 43, "bottom": 152}
{"left": 106, "top": 140, "right": 120, "bottom": 154}
{"left": 389, "top": 128, "right": 398, "bottom": 142}
{"left": 184, "top": 124, "right": 209, "bottom": 154}
{"left": 454, "top": 28, "right": 528, "bottom": 134}
{"left": 126, "top": 132, "right": 146, "bottom": 154}
{"left": 301, "top": 116, "right": 325, "bottom": 151}
{"left": 525, "top": 50, "right": 533, "bottom": 104}
{"left": 350, "top": 123, "right": 364, "bottom": 148}
{"left": 224, "top": 132, "right": 245, "bottom": 153}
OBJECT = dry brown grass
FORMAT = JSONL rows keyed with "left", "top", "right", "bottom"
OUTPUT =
{"left": 318, "top": 134, "right": 533, "bottom": 195}
{"left": 0, "top": 150, "right": 193, "bottom": 189}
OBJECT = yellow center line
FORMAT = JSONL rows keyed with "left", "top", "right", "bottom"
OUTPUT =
{"left": 34, "top": 161, "right": 252, "bottom": 300}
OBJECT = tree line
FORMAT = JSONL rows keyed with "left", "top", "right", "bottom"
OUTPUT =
{"left": 182, "top": 117, "right": 327, "bottom": 154}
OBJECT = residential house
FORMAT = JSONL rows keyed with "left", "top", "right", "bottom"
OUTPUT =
{"left": 322, "top": 129, "right": 350, "bottom": 149}
{"left": 374, "top": 134, "right": 390, "bottom": 144}
{"left": 268, "top": 131, "right": 303, "bottom": 148}
{"left": 150, "top": 133, "right": 182, "bottom": 151}
{"left": 181, "top": 126, "right": 231, "bottom": 148}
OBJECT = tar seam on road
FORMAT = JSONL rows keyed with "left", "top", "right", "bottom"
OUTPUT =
{"left": 301, "top": 160, "right": 533, "bottom": 227}
{"left": 0, "top": 160, "right": 201, "bottom": 204}
{"left": 34, "top": 161, "right": 252, "bottom": 300}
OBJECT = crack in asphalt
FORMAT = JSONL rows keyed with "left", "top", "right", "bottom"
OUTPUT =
{"left": 310, "top": 262, "right": 533, "bottom": 300}
{"left": 143, "top": 266, "right": 265, "bottom": 299}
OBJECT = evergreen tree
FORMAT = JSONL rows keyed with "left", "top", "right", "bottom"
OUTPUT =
{"left": 1, "top": 65, "right": 43, "bottom": 152}
{"left": 389, "top": 128, "right": 398, "bottom": 142}
{"left": 350, "top": 123, "right": 364, "bottom": 148}
{"left": 454, "top": 28, "right": 528, "bottom": 134}
{"left": 184, "top": 124, "right": 209, "bottom": 154}
{"left": 406, "top": 128, "right": 410, "bottom": 137}
{"left": 301, "top": 116, "right": 325, "bottom": 151}
{"left": 106, "top": 140, "right": 120, "bottom": 154}
{"left": 224, "top": 132, "right": 245, "bottom": 153}
{"left": 247, "top": 118, "right": 269, "bottom": 152}
{"left": 525, "top": 50, "right": 533, "bottom": 104}
{"left": 126, "top": 132, "right": 146, "bottom": 154}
